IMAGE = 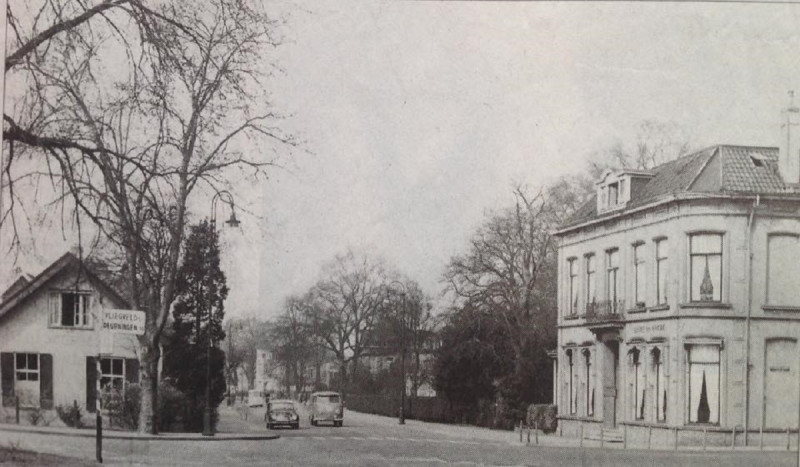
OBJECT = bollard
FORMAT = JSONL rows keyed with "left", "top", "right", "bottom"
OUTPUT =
{"left": 535, "top": 421, "right": 539, "bottom": 445}
{"left": 15, "top": 397, "right": 19, "bottom": 424}
{"left": 673, "top": 427, "right": 678, "bottom": 451}
{"left": 731, "top": 426, "right": 736, "bottom": 449}
{"left": 788, "top": 427, "right": 791, "bottom": 451}
{"left": 647, "top": 425, "right": 652, "bottom": 450}
{"left": 73, "top": 400, "right": 80, "bottom": 428}
{"left": 580, "top": 423, "right": 584, "bottom": 447}
{"left": 527, "top": 425, "right": 531, "bottom": 445}
{"left": 520, "top": 420, "right": 523, "bottom": 444}
{"left": 759, "top": 426, "right": 763, "bottom": 450}
{"left": 623, "top": 424, "right": 627, "bottom": 449}
{"left": 703, "top": 428, "right": 707, "bottom": 451}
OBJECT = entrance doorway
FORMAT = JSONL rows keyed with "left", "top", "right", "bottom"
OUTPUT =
{"left": 764, "top": 338, "right": 798, "bottom": 429}
{"left": 602, "top": 340, "right": 619, "bottom": 428}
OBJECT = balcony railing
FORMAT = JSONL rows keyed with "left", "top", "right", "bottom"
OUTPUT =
{"left": 585, "top": 299, "right": 625, "bottom": 324}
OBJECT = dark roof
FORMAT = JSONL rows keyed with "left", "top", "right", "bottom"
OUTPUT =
{"left": 559, "top": 145, "right": 794, "bottom": 231}
{"left": 0, "top": 252, "right": 130, "bottom": 322}
{"left": 2, "top": 274, "right": 33, "bottom": 302}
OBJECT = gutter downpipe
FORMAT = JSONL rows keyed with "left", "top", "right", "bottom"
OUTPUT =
{"left": 744, "top": 194, "right": 759, "bottom": 445}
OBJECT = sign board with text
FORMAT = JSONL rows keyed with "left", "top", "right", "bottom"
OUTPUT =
{"left": 101, "top": 309, "right": 146, "bottom": 335}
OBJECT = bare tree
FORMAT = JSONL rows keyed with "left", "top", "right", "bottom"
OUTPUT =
{"left": 305, "top": 250, "right": 389, "bottom": 396}
{"left": 2, "top": 0, "right": 294, "bottom": 432}
{"left": 588, "top": 119, "right": 694, "bottom": 176}
{"left": 270, "top": 295, "right": 317, "bottom": 396}
{"left": 443, "top": 186, "right": 559, "bottom": 404}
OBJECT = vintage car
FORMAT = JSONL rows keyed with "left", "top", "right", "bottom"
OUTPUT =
{"left": 266, "top": 399, "right": 300, "bottom": 429}
{"left": 309, "top": 391, "right": 343, "bottom": 427}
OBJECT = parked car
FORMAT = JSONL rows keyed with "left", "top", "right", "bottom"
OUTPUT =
{"left": 247, "top": 389, "right": 265, "bottom": 407}
{"left": 309, "top": 391, "right": 343, "bottom": 427}
{"left": 266, "top": 399, "right": 300, "bottom": 429}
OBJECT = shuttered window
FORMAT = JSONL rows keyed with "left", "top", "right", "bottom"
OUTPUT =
{"left": 767, "top": 234, "right": 800, "bottom": 306}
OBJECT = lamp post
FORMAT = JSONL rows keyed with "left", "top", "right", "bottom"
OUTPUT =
{"left": 203, "top": 190, "right": 240, "bottom": 436}
{"left": 387, "top": 281, "right": 407, "bottom": 425}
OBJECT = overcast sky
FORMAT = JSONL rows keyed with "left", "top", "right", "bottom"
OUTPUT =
{"left": 3, "top": 1, "right": 800, "bottom": 320}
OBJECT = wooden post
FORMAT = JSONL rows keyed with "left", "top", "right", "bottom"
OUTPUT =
{"left": 579, "top": 423, "right": 584, "bottom": 447}
{"left": 519, "top": 420, "right": 523, "bottom": 443}
{"left": 96, "top": 355, "right": 103, "bottom": 463}
{"left": 787, "top": 427, "right": 791, "bottom": 451}
{"left": 703, "top": 427, "right": 707, "bottom": 451}
{"left": 731, "top": 426, "right": 736, "bottom": 449}
{"left": 14, "top": 397, "right": 19, "bottom": 424}
{"left": 73, "top": 400, "right": 79, "bottom": 428}
{"left": 673, "top": 427, "right": 678, "bottom": 451}
{"left": 759, "top": 426, "right": 763, "bottom": 450}
{"left": 647, "top": 425, "right": 652, "bottom": 450}
{"left": 527, "top": 424, "right": 531, "bottom": 445}
{"left": 535, "top": 421, "right": 539, "bottom": 445}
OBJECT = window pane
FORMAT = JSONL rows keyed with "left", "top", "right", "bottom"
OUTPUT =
{"left": 112, "top": 359, "right": 123, "bottom": 376}
{"left": 28, "top": 354, "right": 37, "bottom": 370}
{"left": 16, "top": 353, "right": 26, "bottom": 369}
{"left": 692, "top": 255, "right": 722, "bottom": 301}
{"left": 101, "top": 359, "right": 111, "bottom": 374}
{"left": 16, "top": 371, "right": 26, "bottom": 381}
{"left": 656, "top": 239, "right": 668, "bottom": 259}
{"left": 689, "top": 362, "right": 719, "bottom": 423}
{"left": 690, "top": 345, "right": 720, "bottom": 363}
{"left": 691, "top": 234, "right": 722, "bottom": 254}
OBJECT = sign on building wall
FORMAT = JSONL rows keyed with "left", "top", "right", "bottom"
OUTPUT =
{"left": 101, "top": 309, "right": 145, "bottom": 335}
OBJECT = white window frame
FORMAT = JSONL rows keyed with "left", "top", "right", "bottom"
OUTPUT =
{"left": 689, "top": 234, "right": 723, "bottom": 303}
{"left": 100, "top": 357, "right": 125, "bottom": 392}
{"left": 15, "top": 353, "right": 39, "bottom": 382}
{"left": 567, "top": 258, "right": 578, "bottom": 316}
{"left": 686, "top": 344, "right": 721, "bottom": 425}
{"left": 633, "top": 243, "right": 646, "bottom": 307}
{"left": 655, "top": 238, "right": 669, "bottom": 305}
{"left": 49, "top": 291, "right": 92, "bottom": 328}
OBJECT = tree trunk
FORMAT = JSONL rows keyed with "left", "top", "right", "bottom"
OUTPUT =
{"left": 138, "top": 343, "right": 160, "bottom": 433}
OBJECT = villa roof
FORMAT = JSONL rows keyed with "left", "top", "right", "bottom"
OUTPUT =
{"left": 559, "top": 145, "right": 795, "bottom": 232}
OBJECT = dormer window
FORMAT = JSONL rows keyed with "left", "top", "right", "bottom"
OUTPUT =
{"left": 596, "top": 169, "right": 654, "bottom": 213}
{"left": 608, "top": 182, "right": 619, "bottom": 205}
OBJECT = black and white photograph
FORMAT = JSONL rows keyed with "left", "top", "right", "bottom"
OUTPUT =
{"left": 0, "top": 0, "right": 799, "bottom": 465}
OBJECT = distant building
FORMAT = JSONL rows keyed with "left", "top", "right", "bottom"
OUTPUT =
{"left": 254, "top": 349, "right": 283, "bottom": 395}
{"left": 553, "top": 107, "right": 800, "bottom": 445}
{"left": 0, "top": 253, "right": 138, "bottom": 414}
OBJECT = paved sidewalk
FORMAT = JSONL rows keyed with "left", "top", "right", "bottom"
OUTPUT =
{"left": 0, "top": 404, "right": 278, "bottom": 441}
{"left": 347, "top": 409, "right": 800, "bottom": 453}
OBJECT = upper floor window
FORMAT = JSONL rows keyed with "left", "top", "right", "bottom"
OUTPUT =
{"left": 585, "top": 255, "right": 596, "bottom": 308}
{"left": 606, "top": 249, "right": 620, "bottom": 304}
{"left": 633, "top": 243, "right": 646, "bottom": 307}
{"left": 687, "top": 344, "right": 720, "bottom": 424}
{"left": 689, "top": 234, "right": 723, "bottom": 302}
{"left": 567, "top": 258, "right": 579, "bottom": 316}
{"left": 767, "top": 234, "right": 800, "bottom": 306}
{"left": 655, "top": 239, "right": 669, "bottom": 305}
{"left": 15, "top": 353, "right": 39, "bottom": 382}
{"left": 608, "top": 182, "right": 619, "bottom": 205}
{"left": 49, "top": 292, "right": 91, "bottom": 328}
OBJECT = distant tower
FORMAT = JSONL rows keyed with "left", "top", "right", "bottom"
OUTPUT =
{"left": 779, "top": 90, "right": 800, "bottom": 185}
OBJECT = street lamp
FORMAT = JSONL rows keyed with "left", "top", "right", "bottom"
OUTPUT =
{"left": 387, "top": 280, "right": 407, "bottom": 425}
{"left": 203, "top": 190, "right": 240, "bottom": 436}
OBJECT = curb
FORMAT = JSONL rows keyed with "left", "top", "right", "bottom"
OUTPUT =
{"left": 0, "top": 424, "right": 279, "bottom": 441}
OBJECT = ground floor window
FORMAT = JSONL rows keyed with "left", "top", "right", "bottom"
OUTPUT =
{"left": 100, "top": 358, "right": 125, "bottom": 391}
{"left": 566, "top": 349, "right": 576, "bottom": 414}
{"left": 687, "top": 345, "right": 720, "bottom": 424}
{"left": 630, "top": 348, "right": 645, "bottom": 420}
{"left": 652, "top": 347, "right": 666, "bottom": 422}
{"left": 583, "top": 349, "right": 594, "bottom": 416}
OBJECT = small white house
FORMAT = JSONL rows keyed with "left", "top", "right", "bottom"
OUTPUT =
{"left": 0, "top": 252, "right": 139, "bottom": 414}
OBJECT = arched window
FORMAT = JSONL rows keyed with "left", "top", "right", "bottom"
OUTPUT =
{"left": 582, "top": 349, "right": 594, "bottom": 416}
{"left": 630, "top": 347, "right": 645, "bottom": 420}
{"left": 651, "top": 347, "right": 666, "bottom": 422}
{"left": 566, "top": 349, "right": 576, "bottom": 414}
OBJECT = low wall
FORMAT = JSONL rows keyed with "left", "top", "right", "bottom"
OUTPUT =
{"left": 346, "top": 394, "right": 475, "bottom": 424}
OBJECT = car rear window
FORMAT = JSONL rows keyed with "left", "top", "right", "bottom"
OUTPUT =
{"left": 271, "top": 402, "right": 294, "bottom": 410}
{"left": 319, "top": 395, "right": 340, "bottom": 404}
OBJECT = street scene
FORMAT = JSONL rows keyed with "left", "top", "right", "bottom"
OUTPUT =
{"left": 1, "top": 0, "right": 800, "bottom": 466}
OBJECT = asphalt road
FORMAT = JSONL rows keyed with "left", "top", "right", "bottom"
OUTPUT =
{"left": 0, "top": 404, "right": 797, "bottom": 466}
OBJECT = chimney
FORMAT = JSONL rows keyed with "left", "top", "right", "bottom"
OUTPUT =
{"left": 779, "top": 90, "right": 800, "bottom": 185}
